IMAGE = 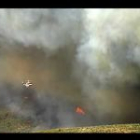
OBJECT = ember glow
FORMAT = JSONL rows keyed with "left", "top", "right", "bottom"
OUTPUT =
{"left": 76, "top": 107, "right": 85, "bottom": 115}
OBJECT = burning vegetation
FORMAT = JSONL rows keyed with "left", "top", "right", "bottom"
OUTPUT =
{"left": 76, "top": 107, "right": 85, "bottom": 115}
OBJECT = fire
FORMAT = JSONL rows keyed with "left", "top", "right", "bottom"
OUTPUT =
{"left": 76, "top": 107, "right": 85, "bottom": 115}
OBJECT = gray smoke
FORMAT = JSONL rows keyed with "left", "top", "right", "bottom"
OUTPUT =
{"left": 74, "top": 9, "right": 140, "bottom": 123}
{"left": 0, "top": 9, "right": 140, "bottom": 130}
{"left": 0, "top": 9, "right": 83, "bottom": 53}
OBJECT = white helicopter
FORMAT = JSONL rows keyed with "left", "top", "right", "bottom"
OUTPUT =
{"left": 22, "top": 80, "right": 33, "bottom": 88}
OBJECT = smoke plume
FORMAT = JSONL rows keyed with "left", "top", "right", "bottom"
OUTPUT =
{"left": 0, "top": 9, "right": 140, "bottom": 130}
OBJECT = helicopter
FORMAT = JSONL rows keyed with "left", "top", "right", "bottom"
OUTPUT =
{"left": 22, "top": 80, "right": 33, "bottom": 88}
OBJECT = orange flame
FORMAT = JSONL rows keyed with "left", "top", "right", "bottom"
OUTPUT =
{"left": 76, "top": 107, "right": 85, "bottom": 115}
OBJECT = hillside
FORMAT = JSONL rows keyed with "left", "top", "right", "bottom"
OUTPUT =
{"left": 37, "top": 124, "right": 140, "bottom": 133}
{"left": 0, "top": 107, "right": 140, "bottom": 133}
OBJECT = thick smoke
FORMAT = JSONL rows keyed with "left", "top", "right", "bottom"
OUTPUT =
{"left": 75, "top": 9, "right": 140, "bottom": 123}
{"left": 0, "top": 9, "right": 140, "bottom": 130}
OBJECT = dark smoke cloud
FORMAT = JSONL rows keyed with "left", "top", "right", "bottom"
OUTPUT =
{"left": 0, "top": 9, "right": 140, "bottom": 130}
{"left": 0, "top": 9, "right": 93, "bottom": 129}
